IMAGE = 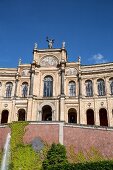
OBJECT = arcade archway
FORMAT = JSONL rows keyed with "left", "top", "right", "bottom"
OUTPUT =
{"left": 42, "top": 105, "right": 52, "bottom": 121}
{"left": 99, "top": 108, "right": 108, "bottom": 126}
{"left": 68, "top": 108, "right": 77, "bottom": 123}
{"left": 18, "top": 109, "right": 26, "bottom": 121}
{"left": 86, "top": 109, "right": 94, "bottom": 125}
{"left": 1, "top": 110, "right": 9, "bottom": 124}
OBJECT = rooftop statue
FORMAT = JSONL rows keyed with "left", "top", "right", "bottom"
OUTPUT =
{"left": 62, "top": 41, "right": 65, "bottom": 49}
{"left": 46, "top": 37, "right": 54, "bottom": 49}
{"left": 34, "top": 42, "right": 38, "bottom": 49}
{"left": 18, "top": 58, "right": 22, "bottom": 65}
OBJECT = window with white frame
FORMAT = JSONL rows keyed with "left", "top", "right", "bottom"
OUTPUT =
{"left": 69, "top": 81, "right": 76, "bottom": 96}
{"left": 6, "top": 82, "right": 13, "bottom": 97}
{"left": 22, "top": 82, "right": 28, "bottom": 97}
{"left": 85, "top": 80, "right": 93, "bottom": 97}
{"left": 109, "top": 78, "right": 113, "bottom": 95}
{"left": 43, "top": 76, "right": 53, "bottom": 97}
{"left": 97, "top": 79, "right": 105, "bottom": 96}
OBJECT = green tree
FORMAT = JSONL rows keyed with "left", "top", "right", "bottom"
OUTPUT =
{"left": 42, "top": 143, "right": 68, "bottom": 170}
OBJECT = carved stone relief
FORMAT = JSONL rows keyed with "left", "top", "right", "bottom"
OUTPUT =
{"left": 66, "top": 68, "right": 77, "bottom": 76}
{"left": 40, "top": 56, "right": 58, "bottom": 67}
{"left": 21, "top": 69, "right": 30, "bottom": 76}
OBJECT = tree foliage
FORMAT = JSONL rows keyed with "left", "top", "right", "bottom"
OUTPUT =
{"left": 9, "top": 144, "right": 42, "bottom": 170}
{"left": 0, "top": 150, "right": 3, "bottom": 166}
{"left": 42, "top": 143, "right": 68, "bottom": 170}
{"left": 67, "top": 146, "right": 104, "bottom": 163}
{"left": 9, "top": 122, "right": 42, "bottom": 170}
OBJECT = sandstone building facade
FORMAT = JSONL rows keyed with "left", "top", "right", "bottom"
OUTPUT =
{"left": 0, "top": 42, "right": 113, "bottom": 127}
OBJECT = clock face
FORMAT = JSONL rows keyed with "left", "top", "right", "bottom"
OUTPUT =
{"left": 40, "top": 55, "right": 58, "bottom": 67}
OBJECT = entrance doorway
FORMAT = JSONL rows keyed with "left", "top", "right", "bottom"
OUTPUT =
{"left": 42, "top": 105, "right": 52, "bottom": 121}
{"left": 1, "top": 110, "right": 9, "bottom": 124}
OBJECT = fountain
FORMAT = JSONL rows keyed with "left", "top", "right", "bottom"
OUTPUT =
{"left": 1, "top": 133, "right": 11, "bottom": 170}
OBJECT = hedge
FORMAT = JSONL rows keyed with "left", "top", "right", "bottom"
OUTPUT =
{"left": 46, "top": 161, "right": 113, "bottom": 170}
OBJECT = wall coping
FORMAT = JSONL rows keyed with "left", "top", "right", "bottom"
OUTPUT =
{"left": 29, "top": 121, "right": 113, "bottom": 131}
{"left": 0, "top": 125, "right": 9, "bottom": 128}
{"left": 1, "top": 121, "right": 113, "bottom": 132}
{"left": 65, "top": 123, "right": 113, "bottom": 131}
{"left": 29, "top": 121, "right": 65, "bottom": 125}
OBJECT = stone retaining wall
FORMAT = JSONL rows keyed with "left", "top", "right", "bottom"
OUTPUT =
{"left": 0, "top": 126, "right": 10, "bottom": 150}
{"left": 1, "top": 122, "right": 113, "bottom": 157}
{"left": 23, "top": 123, "right": 59, "bottom": 144}
{"left": 64, "top": 125, "right": 113, "bottom": 157}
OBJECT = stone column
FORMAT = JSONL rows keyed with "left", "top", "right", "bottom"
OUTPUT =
{"left": 59, "top": 122, "right": 64, "bottom": 144}
{"left": 61, "top": 69, "right": 65, "bottom": 95}
{"left": 39, "top": 111, "right": 42, "bottom": 121}
{"left": 52, "top": 110, "right": 55, "bottom": 121}
{"left": 56, "top": 100, "right": 59, "bottom": 121}
{"left": 106, "top": 77, "right": 113, "bottom": 126}
{"left": 14, "top": 79, "right": 18, "bottom": 97}
{"left": 29, "top": 70, "right": 35, "bottom": 96}
{"left": 78, "top": 77, "right": 82, "bottom": 97}
{"left": 78, "top": 75, "right": 81, "bottom": 124}
{"left": 106, "top": 77, "right": 110, "bottom": 95}
{"left": 60, "top": 61, "right": 65, "bottom": 121}
{"left": 10, "top": 100, "right": 16, "bottom": 122}
{"left": 95, "top": 107, "right": 100, "bottom": 126}
{"left": 2, "top": 81, "right": 6, "bottom": 97}
{"left": 93, "top": 78, "right": 98, "bottom": 96}
{"left": 94, "top": 87, "right": 100, "bottom": 126}
{"left": 60, "top": 59, "right": 65, "bottom": 95}
{"left": 60, "top": 97, "right": 65, "bottom": 121}
{"left": 27, "top": 98, "right": 33, "bottom": 121}
{"left": 105, "top": 77, "right": 110, "bottom": 126}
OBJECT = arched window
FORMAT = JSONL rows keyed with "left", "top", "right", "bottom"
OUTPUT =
{"left": 85, "top": 80, "right": 93, "bottom": 97}
{"left": 109, "top": 78, "right": 113, "bottom": 95}
{"left": 6, "top": 82, "right": 13, "bottom": 97}
{"left": 97, "top": 79, "right": 105, "bottom": 96}
{"left": 22, "top": 82, "right": 28, "bottom": 97}
{"left": 69, "top": 81, "right": 76, "bottom": 96}
{"left": 43, "top": 76, "right": 53, "bottom": 97}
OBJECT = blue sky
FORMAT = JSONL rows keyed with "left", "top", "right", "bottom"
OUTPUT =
{"left": 0, "top": 0, "right": 113, "bottom": 67}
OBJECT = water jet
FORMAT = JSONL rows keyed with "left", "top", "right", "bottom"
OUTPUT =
{"left": 1, "top": 133, "right": 11, "bottom": 170}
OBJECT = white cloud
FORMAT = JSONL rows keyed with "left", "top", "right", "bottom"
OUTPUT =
{"left": 92, "top": 53, "right": 107, "bottom": 64}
